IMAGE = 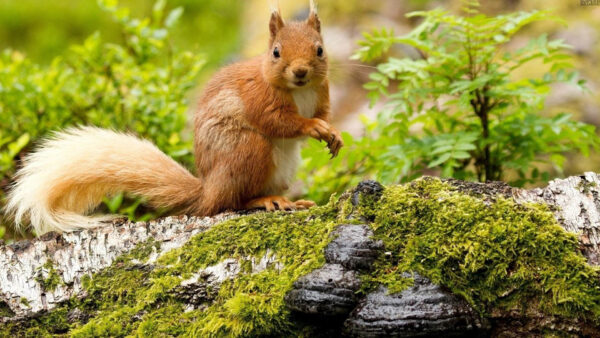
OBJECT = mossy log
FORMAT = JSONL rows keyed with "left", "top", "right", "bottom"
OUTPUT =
{"left": 1, "top": 174, "right": 600, "bottom": 336}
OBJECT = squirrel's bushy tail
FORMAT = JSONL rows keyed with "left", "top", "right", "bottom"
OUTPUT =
{"left": 5, "top": 127, "right": 202, "bottom": 235}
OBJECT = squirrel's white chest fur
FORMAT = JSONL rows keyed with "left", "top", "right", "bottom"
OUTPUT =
{"left": 263, "top": 88, "right": 318, "bottom": 195}
{"left": 292, "top": 88, "right": 319, "bottom": 118}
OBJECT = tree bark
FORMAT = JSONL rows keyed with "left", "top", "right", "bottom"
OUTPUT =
{"left": 0, "top": 214, "right": 239, "bottom": 321}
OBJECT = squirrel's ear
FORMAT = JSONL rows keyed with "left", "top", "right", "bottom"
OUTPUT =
{"left": 269, "top": 9, "right": 285, "bottom": 41}
{"left": 307, "top": 0, "right": 321, "bottom": 33}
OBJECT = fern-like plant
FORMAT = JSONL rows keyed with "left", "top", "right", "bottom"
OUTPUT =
{"left": 301, "top": 1, "right": 599, "bottom": 203}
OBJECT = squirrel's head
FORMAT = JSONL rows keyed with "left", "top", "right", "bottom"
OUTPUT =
{"left": 263, "top": 1, "right": 327, "bottom": 90}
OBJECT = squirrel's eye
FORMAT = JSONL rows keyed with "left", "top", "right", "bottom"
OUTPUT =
{"left": 273, "top": 47, "right": 280, "bottom": 58}
{"left": 317, "top": 46, "right": 324, "bottom": 57}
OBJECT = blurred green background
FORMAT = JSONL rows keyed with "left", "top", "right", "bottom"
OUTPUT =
{"left": 1, "top": 0, "right": 599, "bottom": 241}
{"left": 0, "top": 0, "right": 242, "bottom": 68}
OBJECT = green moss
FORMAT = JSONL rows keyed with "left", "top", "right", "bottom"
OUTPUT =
{"left": 360, "top": 177, "right": 600, "bottom": 320}
{"left": 0, "top": 301, "right": 14, "bottom": 318}
{"left": 0, "top": 305, "right": 71, "bottom": 337}
{"left": 118, "top": 237, "right": 161, "bottom": 263}
{"left": 35, "top": 259, "right": 62, "bottom": 292}
{"left": 20, "top": 298, "right": 30, "bottom": 307}
{"left": 133, "top": 303, "right": 190, "bottom": 337}
{"left": 68, "top": 199, "right": 340, "bottom": 337}
{"left": 36, "top": 307, "right": 71, "bottom": 335}
{"left": 4, "top": 178, "right": 600, "bottom": 335}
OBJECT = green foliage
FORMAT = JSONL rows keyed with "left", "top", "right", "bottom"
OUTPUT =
{"left": 0, "top": 0, "right": 242, "bottom": 67}
{"left": 359, "top": 178, "right": 600, "bottom": 319}
{"left": 299, "top": 132, "right": 373, "bottom": 203}
{"left": 301, "top": 1, "right": 599, "bottom": 203}
{"left": 102, "top": 192, "right": 165, "bottom": 223}
{"left": 0, "top": 0, "right": 206, "bottom": 231}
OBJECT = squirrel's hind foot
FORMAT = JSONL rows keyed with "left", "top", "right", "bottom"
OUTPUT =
{"left": 292, "top": 199, "right": 316, "bottom": 209}
{"left": 244, "top": 196, "right": 315, "bottom": 212}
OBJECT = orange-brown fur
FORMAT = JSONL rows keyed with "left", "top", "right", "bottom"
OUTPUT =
{"left": 190, "top": 9, "right": 341, "bottom": 215}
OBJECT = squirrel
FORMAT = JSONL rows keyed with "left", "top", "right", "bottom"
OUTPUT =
{"left": 5, "top": 2, "right": 343, "bottom": 235}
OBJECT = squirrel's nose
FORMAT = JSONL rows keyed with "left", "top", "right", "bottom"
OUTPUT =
{"left": 293, "top": 68, "right": 308, "bottom": 79}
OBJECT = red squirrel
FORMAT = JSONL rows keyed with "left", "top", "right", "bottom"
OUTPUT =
{"left": 5, "top": 2, "right": 343, "bottom": 235}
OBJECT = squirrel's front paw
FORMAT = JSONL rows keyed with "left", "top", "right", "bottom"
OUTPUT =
{"left": 327, "top": 127, "right": 343, "bottom": 158}
{"left": 303, "top": 119, "right": 343, "bottom": 158}
{"left": 303, "top": 118, "right": 331, "bottom": 141}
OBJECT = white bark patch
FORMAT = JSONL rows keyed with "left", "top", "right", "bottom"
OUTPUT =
{"left": 0, "top": 213, "right": 238, "bottom": 320}
{"left": 181, "top": 250, "right": 281, "bottom": 287}
{"left": 516, "top": 172, "right": 600, "bottom": 265}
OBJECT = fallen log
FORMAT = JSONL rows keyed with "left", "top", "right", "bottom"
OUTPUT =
{"left": 1, "top": 174, "right": 599, "bottom": 336}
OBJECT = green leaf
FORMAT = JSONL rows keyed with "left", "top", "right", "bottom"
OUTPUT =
{"left": 103, "top": 193, "right": 124, "bottom": 214}
{"left": 152, "top": 0, "right": 166, "bottom": 24}
{"left": 454, "top": 143, "right": 476, "bottom": 151}
{"left": 165, "top": 7, "right": 184, "bottom": 28}
{"left": 453, "top": 151, "right": 471, "bottom": 159}
{"left": 428, "top": 152, "right": 452, "bottom": 167}
{"left": 8, "top": 133, "right": 30, "bottom": 158}
{"left": 152, "top": 0, "right": 166, "bottom": 13}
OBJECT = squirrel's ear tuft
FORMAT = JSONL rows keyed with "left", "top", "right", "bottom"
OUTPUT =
{"left": 307, "top": 1, "right": 321, "bottom": 33}
{"left": 309, "top": 0, "right": 317, "bottom": 13}
{"left": 269, "top": 9, "right": 285, "bottom": 41}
